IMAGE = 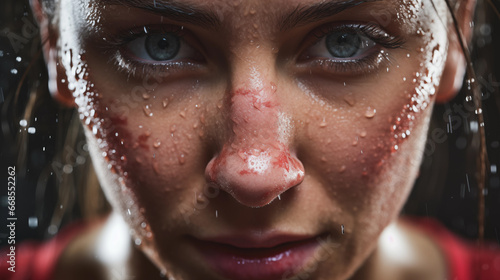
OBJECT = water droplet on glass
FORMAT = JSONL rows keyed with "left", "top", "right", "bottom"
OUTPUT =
{"left": 364, "top": 107, "right": 376, "bottom": 118}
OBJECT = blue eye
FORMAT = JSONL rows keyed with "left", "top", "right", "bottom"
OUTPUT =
{"left": 325, "top": 32, "right": 363, "bottom": 58}
{"left": 309, "top": 30, "right": 376, "bottom": 60}
{"left": 124, "top": 30, "right": 198, "bottom": 63}
{"left": 145, "top": 33, "right": 181, "bottom": 61}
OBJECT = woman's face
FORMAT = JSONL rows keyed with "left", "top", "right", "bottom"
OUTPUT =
{"left": 50, "top": 0, "right": 455, "bottom": 279}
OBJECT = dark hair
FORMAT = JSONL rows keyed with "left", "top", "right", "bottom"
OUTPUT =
{"left": 1, "top": 0, "right": 499, "bottom": 243}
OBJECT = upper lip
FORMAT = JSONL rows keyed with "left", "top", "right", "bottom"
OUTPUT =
{"left": 192, "top": 232, "right": 319, "bottom": 249}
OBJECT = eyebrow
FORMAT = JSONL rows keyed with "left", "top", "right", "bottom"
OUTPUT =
{"left": 100, "top": 0, "right": 379, "bottom": 31}
{"left": 280, "top": 0, "right": 381, "bottom": 31}
{"left": 100, "top": 0, "right": 221, "bottom": 28}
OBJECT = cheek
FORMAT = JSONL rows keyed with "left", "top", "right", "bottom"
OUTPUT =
{"left": 299, "top": 39, "right": 445, "bottom": 215}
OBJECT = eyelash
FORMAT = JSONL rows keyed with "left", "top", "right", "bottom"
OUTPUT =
{"left": 100, "top": 23, "right": 405, "bottom": 78}
{"left": 101, "top": 25, "right": 201, "bottom": 78}
{"left": 302, "top": 23, "right": 406, "bottom": 74}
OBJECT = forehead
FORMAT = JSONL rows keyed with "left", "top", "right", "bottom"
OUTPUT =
{"left": 87, "top": 0, "right": 424, "bottom": 24}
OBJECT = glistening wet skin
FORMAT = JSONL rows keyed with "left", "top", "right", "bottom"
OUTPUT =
{"left": 31, "top": 0, "right": 475, "bottom": 279}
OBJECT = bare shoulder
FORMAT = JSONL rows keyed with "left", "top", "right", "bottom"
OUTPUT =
{"left": 352, "top": 219, "right": 448, "bottom": 280}
{"left": 395, "top": 219, "right": 448, "bottom": 280}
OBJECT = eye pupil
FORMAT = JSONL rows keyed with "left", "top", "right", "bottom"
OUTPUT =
{"left": 145, "top": 33, "right": 180, "bottom": 61}
{"left": 326, "top": 32, "right": 361, "bottom": 58}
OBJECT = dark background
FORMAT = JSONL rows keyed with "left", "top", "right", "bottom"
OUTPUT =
{"left": 0, "top": 0, "right": 499, "bottom": 246}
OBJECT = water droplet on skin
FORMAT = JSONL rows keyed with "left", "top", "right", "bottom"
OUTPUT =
{"left": 11, "top": 69, "right": 18, "bottom": 74}
{"left": 360, "top": 130, "right": 367, "bottom": 138}
{"left": 341, "top": 224, "right": 345, "bottom": 235}
{"left": 343, "top": 94, "right": 356, "bottom": 106}
{"left": 277, "top": 195, "right": 281, "bottom": 200}
{"left": 179, "top": 111, "right": 186, "bottom": 118}
{"left": 162, "top": 98, "right": 169, "bottom": 108}
{"left": 364, "top": 107, "right": 376, "bottom": 118}
{"left": 392, "top": 145, "right": 399, "bottom": 153}
{"left": 141, "top": 222, "right": 147, "bottom": 228}
{"left": 178, "top": 154, "right": 186, "bottom": 165}
{"left": 215, "top": 210, "right": 218, "bottom": 218}
{"left": 339, "top": 165, "right": 346, "bottom": 173}
{"left": 142, "top": 92, "right": 151, "bottom": 99}
{"left": 135, "top": 238, "right": 142, "bottom": 246}
{"left": 143, "top": 105, "right": 153, "bottom": 117}
{"left": 154, "top": 139, "right": 161, "bottom": 148}
{"left": 319, "top": 121, "right": 327, "bottom": 128}
{"left": 352, "top": 137, "right": 358, "bottom": 146}
{"left": 362, "top": 168, "right": 368, "bottom": 176}
{"left": 153, "top": 162, "right": 160, "bottom": 174}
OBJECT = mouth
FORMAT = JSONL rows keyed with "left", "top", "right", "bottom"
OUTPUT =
{"left": 190, "top": 233, "right": 329, "bottom": 280}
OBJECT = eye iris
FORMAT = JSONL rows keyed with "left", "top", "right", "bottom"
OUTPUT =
{"left": 326, "top": 32, "right": 361, "bottom": 58}
{"left": 145, "top": 33, "right": 180, "bottom": 61}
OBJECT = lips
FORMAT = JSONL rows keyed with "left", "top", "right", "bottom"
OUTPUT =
{"left": 190, "top": 233, "right": 326, "bottom": 280}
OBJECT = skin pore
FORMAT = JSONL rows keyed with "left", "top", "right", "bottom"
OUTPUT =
{"left": 33, "top": 0, "right": 474, "bottom": 279}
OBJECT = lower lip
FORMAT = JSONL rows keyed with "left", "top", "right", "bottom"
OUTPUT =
{"left": 192, "top": 236, "right": 322, "bottom": 280}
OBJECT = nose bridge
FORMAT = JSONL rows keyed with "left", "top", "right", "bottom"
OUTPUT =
{"left": 205, "top": 60, "right": 305, "bottom": 208}
{"left": 230, "top": 65, "right": 281, "bottom": 145}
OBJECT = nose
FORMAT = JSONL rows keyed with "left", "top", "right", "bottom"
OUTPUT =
{"left": 205, "top": 66, "right": 305, "bottom": 207}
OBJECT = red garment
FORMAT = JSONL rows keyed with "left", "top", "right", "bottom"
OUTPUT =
{"left": 1, "top": 218, "right": 499, "bottom": 279}
{"left": 0, "top": 222, "right": 88, "bottom": 280}
{"left": 407, "top": 218, "right": 500, "bottom": 280}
